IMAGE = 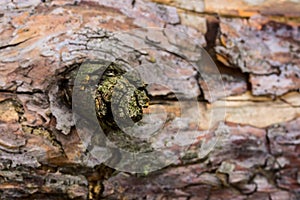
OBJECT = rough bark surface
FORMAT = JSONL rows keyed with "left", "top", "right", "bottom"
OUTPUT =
{"left": 0, "top": 0, "right": 299, "bottom": 200}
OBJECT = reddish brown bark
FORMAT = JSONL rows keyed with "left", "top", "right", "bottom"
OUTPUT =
{"left": 0, "top": 0, "right": 299, "bottom": 199}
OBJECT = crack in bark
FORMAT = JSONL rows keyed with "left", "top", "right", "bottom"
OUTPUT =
{"left": 0, "top": 89, "right": 44, "bottom": 95}
{"left": 0, "top": 38, "right": 32, "bottom": 51}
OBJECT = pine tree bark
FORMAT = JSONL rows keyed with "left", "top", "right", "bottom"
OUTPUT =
{"left": 0, "top": 0, "right": 299, "bottom": 199}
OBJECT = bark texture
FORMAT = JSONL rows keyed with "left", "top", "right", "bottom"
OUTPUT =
{"left": 0, "top": 0, "right": 299, "bottom": 199}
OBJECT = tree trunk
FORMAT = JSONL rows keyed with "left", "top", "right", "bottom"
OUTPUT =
{"left": 0, "top": 0, "right": 299, "bottom": 199}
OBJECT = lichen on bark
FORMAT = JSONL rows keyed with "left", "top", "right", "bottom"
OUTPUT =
{"left": 95, "top": 62, "right": 149, "bottom": 129}
{"left": 93, "top": 62, "right": 152, "bottom": 154}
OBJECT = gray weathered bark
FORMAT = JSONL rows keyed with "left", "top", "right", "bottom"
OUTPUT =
{"left": 0, "top": 0, "right": 299, "bottom": 199}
